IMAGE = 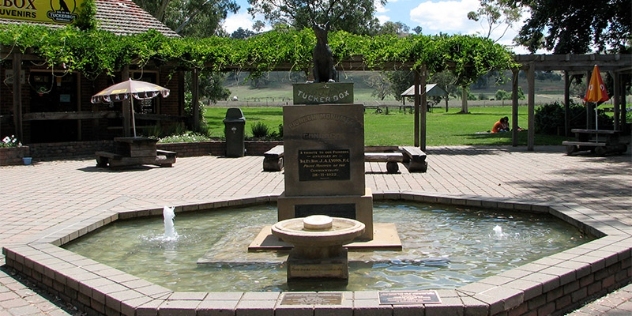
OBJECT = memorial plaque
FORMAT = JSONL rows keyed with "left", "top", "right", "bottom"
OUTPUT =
{"left": 281, "top": 293, "right": 343, "bottom": 305}
{"left": 298, "top": 149, "right": 350, "bottom": 181}
{"left": 378, "top": 291, "right": 441, "bottom": 305}
{"left": 295, "top": 204, "right": 356, "bottom": 219}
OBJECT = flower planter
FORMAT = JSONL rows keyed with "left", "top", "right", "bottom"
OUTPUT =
{"left": 22, "top": 157, "right": 32, "bottom": 165}
{"left": 0, "top": 146, "right": 30, "bottom": 166}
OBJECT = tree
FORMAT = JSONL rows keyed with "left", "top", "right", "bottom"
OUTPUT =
{"left": 412, "top": 26, "right": 422, "bottom": 35}
{"left": 133, "top": 0, "right": 239, "bottom": 37}
{"left": 247, "top": 0, "right": 384, "bottom": 35}
{"left": 376, "top": 21, "right": 410, "bottom": 36}
{"left": 467, "top": 0, "right": 522, "bottom": 42}
{"left": 508, "top": 0, "right": 631, "bottom": 53}
{"left": 387, "top": 71, "right": 415, "bottom": 102}
{"left": 365, "top": 72, "right": 391, "bottom": 100}
{"left": 231, "top": 27, "right": 256, "bottom": 39}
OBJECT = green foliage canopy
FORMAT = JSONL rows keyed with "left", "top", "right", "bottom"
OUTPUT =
{"left": 509, "top": 0, "right": 631, "bottom": 53}
{"left": 0, "top": 25, "right": 516, "bottom": 85}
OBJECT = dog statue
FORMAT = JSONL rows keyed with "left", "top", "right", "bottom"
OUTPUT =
{"left": 312, "top": 24, "right": 337, "bottom": 83}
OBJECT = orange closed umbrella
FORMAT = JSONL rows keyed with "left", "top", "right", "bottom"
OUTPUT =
{"left": 583, "top": 65, "right": 609, "bottom": 104}
{"left": 583, "top": 65, "right": 610, "bottom": 136}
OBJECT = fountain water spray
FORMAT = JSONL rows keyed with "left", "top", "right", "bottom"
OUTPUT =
{"left": 163, "top": 206, "right": 177, "bottom": 239}
{"left": 493, "top": 225, "right": 505, "bottom": 239}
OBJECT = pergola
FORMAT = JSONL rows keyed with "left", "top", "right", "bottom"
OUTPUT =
{"left": 511, "top": 54, "right": 631, "bottom": 150}
{"left": 378, "top": 54, "right": 631, "bottom": 151}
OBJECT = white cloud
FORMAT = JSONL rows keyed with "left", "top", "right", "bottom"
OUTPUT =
{"left": 222, "top": 12, "right": 263, "bottom": 34}
{"left": 375, "top": 0, "right": 388, "bottom": 13}
{"left": 377, "top": 14, "right": 391, "bottom": 24}
{"left": 410, "top": 0, "right": 480, "bottom": 34}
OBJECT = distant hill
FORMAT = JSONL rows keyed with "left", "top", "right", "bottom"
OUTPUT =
{"left": 218, "top": 70, "right": 572, "bottom": 107}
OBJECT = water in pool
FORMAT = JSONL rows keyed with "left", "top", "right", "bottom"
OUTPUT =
{"left": 63, "top": 202, "right": 590, "bottom": 292}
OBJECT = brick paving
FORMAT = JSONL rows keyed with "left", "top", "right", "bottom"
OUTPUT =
{"left": 0, "top": 145, "right": 630, "bottom": 315}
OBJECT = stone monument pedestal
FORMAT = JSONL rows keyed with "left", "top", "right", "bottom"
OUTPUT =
{"left": 280, "top": 102, "right": 374, "bottom": 241}
{"left": 287, "top": 249, "right": 349, "bottom": 281}
{"left": 277, "top": 188, "right": 374, "bottom": 240}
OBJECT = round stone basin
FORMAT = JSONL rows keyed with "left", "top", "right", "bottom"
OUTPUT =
{"left": 271, "top": 215, "right": 365, "bottom": 259}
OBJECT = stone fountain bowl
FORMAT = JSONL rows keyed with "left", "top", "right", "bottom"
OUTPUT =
{"left": 271, "top": 216, "right": 365, "bottom": 250}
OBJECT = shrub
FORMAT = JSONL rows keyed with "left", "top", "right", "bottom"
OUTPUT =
{"left": 1, "top": 135, "right": 21, "bottom": 148}
{"left": 534, "top": 100, "right": 613, "bottom": 135}
{"left": 251, "top": 121, "right": 270, "bottom": 138}
{"left": 159, "top": 131, "right": 211, "bottom": 143}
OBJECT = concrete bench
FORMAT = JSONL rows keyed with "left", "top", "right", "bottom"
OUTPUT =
{"left": 263, "top": 145, "right": 284, "bottom": 171}
{"left": 263, "top": 145, "right": 420, "bottom": 173}
{"left": 95, "top": 149, "right": 177, "bottom": 168}
{"left": 399, "top": 146, "right": 428, "bottom": 172}
{"left": 155, "top": 149, "right": 177, "bottom": 167}
{"left": 95, "top": 151, "right": 122, "bottom": 167}
{"left": 364, "top": 152, "right": 403, "bottom": 173}
{"left": 562, "top": 141, "right": 627, "bottom": 156}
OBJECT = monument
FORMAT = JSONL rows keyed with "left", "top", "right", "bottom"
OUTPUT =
{"left": 250, "top": 19, "right": 400, "bottom": 283}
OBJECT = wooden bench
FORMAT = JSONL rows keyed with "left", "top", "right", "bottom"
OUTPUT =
{"left": 562, "top": 129, "right": 628, "bottom": 156}
{"left": 263, "top": 145, "right": 284, "bottom": 171}
{"left": 399, "top": 146, "right": 428, "bottom": 172}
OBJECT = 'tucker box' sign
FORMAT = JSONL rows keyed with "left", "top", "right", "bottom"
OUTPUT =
{"left": 293, "top": 82, "right": 354, "bottom": 105}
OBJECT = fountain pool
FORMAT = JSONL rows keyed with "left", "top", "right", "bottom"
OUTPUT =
{"left": 63, "top": 201, "right": 591, "bottom": 292}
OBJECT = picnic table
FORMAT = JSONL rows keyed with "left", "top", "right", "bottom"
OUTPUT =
{"left": 562, "top": 129, "right": 628, "bottom": 156}
{"left": 96, "top": 137, "right": 176, "bottom": 168}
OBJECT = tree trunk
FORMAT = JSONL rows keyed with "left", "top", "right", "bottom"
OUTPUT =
{"left": 156, "top": 0, "right": 170, "bottom": 22}
{"left": 461, "top": 87, "right": 468, "bottom": 113}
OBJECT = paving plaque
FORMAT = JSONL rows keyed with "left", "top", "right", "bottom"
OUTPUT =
{"left": 281, "top": 293, "right": 343, "bottom": 305}
{"left": 378, "top": 291, "right": 441, "bottom": 305}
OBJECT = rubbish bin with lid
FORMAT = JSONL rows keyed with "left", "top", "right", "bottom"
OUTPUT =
{"left": 223, "top": 108, "right": 246, "bottom": 157}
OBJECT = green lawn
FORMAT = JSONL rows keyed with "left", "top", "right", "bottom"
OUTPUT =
{"left": 203, "top": 106, "right": 571, "bottom": 146}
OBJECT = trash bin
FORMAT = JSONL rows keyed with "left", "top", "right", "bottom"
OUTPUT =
{"left": 223, "top": 108, "right": 246, "bottom": 157}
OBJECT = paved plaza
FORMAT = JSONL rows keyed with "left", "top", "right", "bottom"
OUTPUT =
{"left": 0, "top": 145, "right": 630, "bottom": 315}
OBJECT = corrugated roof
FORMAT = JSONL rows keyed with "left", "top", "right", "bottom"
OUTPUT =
{"left": 0, "top": 0, "right": 179, "bottom": 37}
{"left": 401, "top": 84, "right": 448, "bottom": 97}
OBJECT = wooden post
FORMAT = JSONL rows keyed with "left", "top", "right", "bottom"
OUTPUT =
{"left": 121, "top": 67, "right": 131, "bottom": 137}
{"left": 420, "top": 65, "right": 427, "bottom": 151}
{"left": 192, "top": 68, "right": 200, "bottom": 132}
{"left": 612, "top": 71, "right": 620, "bottom": 130}
{"left": 511, "top": 69, "right": 518, "bottom": 147}
{"left": 564, "top": 71, "right": 570, "bottom": 136}
{"left": 527, "top": 63, "right": 535, "bottom": 151}
{"left": 413, "top": 69, "right": 420, "bottom": 147}
{"left": 12, "top": 52, "right": 22, "bottom": 142}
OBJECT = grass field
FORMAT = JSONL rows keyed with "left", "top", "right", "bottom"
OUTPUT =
{"left": 204, "top": 105, "right": 570, "bottom": 146}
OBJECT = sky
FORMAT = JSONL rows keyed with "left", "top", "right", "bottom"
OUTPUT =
{"left": 222, "top": 0, "right": 535, "bottom": 54}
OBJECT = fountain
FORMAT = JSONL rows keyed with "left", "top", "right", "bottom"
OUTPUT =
{"left": 63, "top": 202, "right": 591, "bottom": 292}
{"left": 163, "top": 206, "right": 177, "bottom": 239}
{"left": 271, "top": 215, "right": 365, "bottom": 281}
